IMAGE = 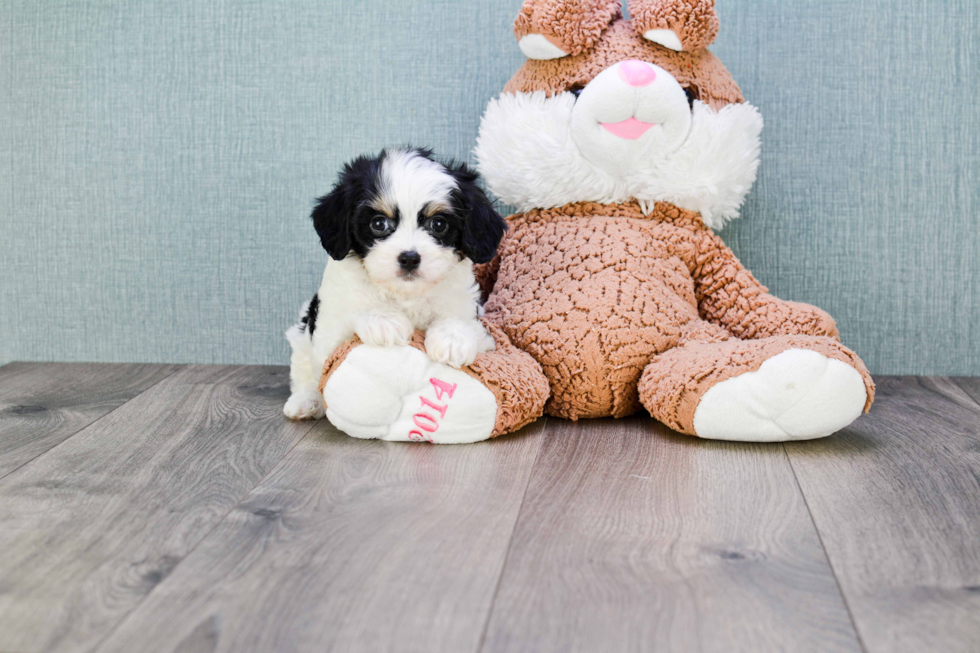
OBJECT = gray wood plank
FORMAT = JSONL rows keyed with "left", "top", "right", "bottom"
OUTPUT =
{"left": 950, "top": 376, "right": 980, "bottom": 406}
{"left": 786, "top": 376, "right": 980, "bottom": 653}
{"left": 481, "top": 417, "right": 862, "bottom": 653}
{"left": 0, "top": 365, "right": 316, "bottom": 653}
{"left": 94, "top": 420, "right": 547, "bottom": 653}
{"left": 0, "top": 362, "right": 181, "bottom": 478}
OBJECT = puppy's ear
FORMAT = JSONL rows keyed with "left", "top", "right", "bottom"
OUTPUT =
{"left": 311, "top": 186, "right": 353, "bottom": 260}
{"left": 311, "top": 155, "right": 380, "bottom": 260}
{"left": 449, "top": 163, "right": 507, "bottom": 265}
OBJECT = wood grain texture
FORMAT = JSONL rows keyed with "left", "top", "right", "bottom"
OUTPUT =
{"left": 0, "top": 365, "right": 316, "bottom": 653}
{"left": 93, "top": 420, "right": 547, "bottom": 653}
{"left": 0, "top": 362, "right": 181, "bottom": 478}
{"left": 787, "top": 377, "right": 980, "bottom": 653}
{"left": 3, "top": 367, "right": 978, "bottom": 653}
{"left": 480, "top": 417, "right": 861, "bottom": 653}
{"left": 951, "top": 376, "right": 980, "bottom": 405}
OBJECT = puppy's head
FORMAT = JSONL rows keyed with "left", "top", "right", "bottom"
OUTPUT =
{"left": 312, "top": 148, "right": 506, "bottom": 295}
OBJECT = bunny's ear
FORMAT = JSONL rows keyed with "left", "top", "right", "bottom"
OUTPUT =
{"left": 628, "top": 0, "right": 719, "bottom": 52}
{"left": 514, "top": 0, "right": 621, "bottom": 60}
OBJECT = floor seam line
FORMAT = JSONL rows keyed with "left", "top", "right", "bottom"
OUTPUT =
{"left": 783, "top": 443, "right": 869, "bottom": 653}
{"left": 475, "top": 417, "right": 548, "bottom": 653}
{"left": 944, "top": 377, "right": 980, "bottom": 414}
{"left": 0, "top": 364, "right": 185, "bottom": 483}
{"left": 86, "top": 413, "right": 322, "bottom": 653}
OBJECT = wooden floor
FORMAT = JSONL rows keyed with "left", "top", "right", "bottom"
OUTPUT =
{"left": 0, "top": 363, "right": 977, "bottom": 653}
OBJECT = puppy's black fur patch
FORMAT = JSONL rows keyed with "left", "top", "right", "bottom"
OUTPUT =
{"left": 311, "top": 155, "right": 385, "bottom": 260}
{"left": 300, "top": 294, "right": 320, "bottom": 335}
{"left": 446, "top": 161, "right": 507, "bottom": 264}
{"left": 310, "top": 148, "right": 506, "bottom": 264}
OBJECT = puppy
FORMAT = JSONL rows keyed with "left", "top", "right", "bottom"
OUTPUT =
{"left": 283, "top": 148, "right": 507, "bottom": 420}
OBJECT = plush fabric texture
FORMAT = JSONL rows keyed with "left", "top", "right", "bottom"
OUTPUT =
{"left": 639, "top": 335, "right": 873, "bottom": 435}
{"left": 320, "top": 321, "right": 549, "bottom": 439}
{"left": 504, "top": 20, "right": 742, "bottom": 109}
{"left": 319, "top": 338, "right": 501, "bottom": 444}
{"left": 514, "top": 0, "right": 622, "bottom": 57}
{"left": 478, "top": 200, "right": 874, "bottom": 422}
{"left": 465, "top": 321, "right": 551, "bottom": 436}
{"left": 475, "top": 94, "right": 763, "bottom": 227}
{"left": 629, "top": 0, "right": 720, "bottom": 52}
{"left": 688, "top": 348, "right": 869, "bottom": 441}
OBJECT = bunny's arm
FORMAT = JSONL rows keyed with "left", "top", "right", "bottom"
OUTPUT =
{"left": 689, "top": 224, "right": 840, "bottom": 340}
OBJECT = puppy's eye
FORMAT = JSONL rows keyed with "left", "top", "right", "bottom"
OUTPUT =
{"left": 370, "top": 216, "right": 393, "bottom": 235}
{"left": 427, "top": 217, "right": 449, "bottom": 236}
{"left": 568, "top": 85, "right": 585, "bottom": 99}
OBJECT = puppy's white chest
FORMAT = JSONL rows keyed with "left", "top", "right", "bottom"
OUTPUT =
{"left": 395, "top": 296, "right": 440, "bottom": 329}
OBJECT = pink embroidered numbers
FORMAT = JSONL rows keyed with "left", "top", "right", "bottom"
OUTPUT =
{"left": 408, "top": 378, "right": 458, "bottom": 442}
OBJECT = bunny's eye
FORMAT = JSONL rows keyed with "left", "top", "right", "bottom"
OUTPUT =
{"left": 683, "top": 86, "right": 698, "bottom": 110}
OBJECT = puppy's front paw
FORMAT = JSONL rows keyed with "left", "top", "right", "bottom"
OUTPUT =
{"left": 283, "top": 390, "right": 325, "bottom": 420}
{"left": 426, "top": 321, "right": 479, "bottom": 368}
{"left": 355, "top": 311, "right": 413, "bottom": 347}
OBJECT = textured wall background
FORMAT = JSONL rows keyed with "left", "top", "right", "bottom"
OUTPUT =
{"left": 1, "top": 0, "right": 978, "bottom": 375}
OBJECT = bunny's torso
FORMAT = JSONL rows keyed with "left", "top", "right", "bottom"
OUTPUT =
{"left": 484, "top": 200, "right": 732, "bottom": 419}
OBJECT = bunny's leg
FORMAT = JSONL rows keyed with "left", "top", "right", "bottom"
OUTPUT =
{"left": 318, "top": 321, "right": 549, "bottom": 444}
{"left": 638, "top": 327, "right": 874, "bottom": 441}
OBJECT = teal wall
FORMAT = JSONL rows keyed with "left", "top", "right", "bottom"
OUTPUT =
{"left": 2, "top": 0, "right": 978, "bottom": 375}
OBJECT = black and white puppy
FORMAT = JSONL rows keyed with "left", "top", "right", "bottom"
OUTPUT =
{"left": 284, "top": 148, "right": 507, "bottom": 420}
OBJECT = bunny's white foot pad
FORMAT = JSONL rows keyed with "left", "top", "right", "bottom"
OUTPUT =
{"left": 322, "top": 345, "right": 497, "bottom": 444}
{"left": 692, "top": 349, "right": 867, "bottom": 442}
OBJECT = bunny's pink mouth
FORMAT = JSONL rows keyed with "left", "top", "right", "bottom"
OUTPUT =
{"left": 600, "top": 117, "right": 656, "bottom": 140}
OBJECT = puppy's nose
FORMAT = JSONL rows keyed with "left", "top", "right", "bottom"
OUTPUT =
{"left": 398, "top": 251, "right": 421, "bottom": 272}
{"left": 618, "top": 60, "right": 657, "bottom": 87}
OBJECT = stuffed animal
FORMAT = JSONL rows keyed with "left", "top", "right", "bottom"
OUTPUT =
{"left": 318, "top": 0, "right": 874, "bottom": 444}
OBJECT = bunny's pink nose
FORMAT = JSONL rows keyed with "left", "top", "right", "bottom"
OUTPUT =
{"left": 618, "top": 60, "right": 657, "bottom": 87}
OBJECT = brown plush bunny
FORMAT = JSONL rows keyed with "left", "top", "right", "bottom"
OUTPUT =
{"left": 318, "top": 0, "right": 874, "bottom": 444}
